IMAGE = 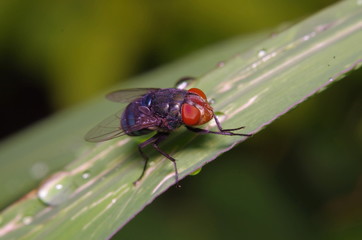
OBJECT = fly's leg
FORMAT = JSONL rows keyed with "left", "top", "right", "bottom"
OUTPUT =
{"left": 186, "top": 113, "right": 253, "bottom": 137}
{"left": 134, "top": 132, "right": 181, "bottom": 188}
{"left": 186, "top": 126, "right": 252, "bottom": 136}
{"left": 152, "top": 134, "right": 181, "bottom": 188}
{"left": 213, "top": 113, "right": 253, "bottom": 135}
{"left": 134, "top": 134, "right": 159, "bottom": 185}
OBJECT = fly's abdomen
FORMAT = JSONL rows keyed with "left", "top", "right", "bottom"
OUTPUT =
{"left": 121, "top": 101, "right": 153, "bottom": 136}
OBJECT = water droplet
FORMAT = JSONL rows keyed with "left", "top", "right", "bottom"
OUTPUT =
{"left": 175, "top": 77, "right": 195, "bottom": 90}
{"left": 38, "top": 171, "right": 77, "bottom": 206}
{"left": 315, "top": 24, "right": 328, "bottom": 32}
{"left": 215, "top": 111, "right": 225, "bottom": 116}
{"left": 328, "top": 77, "right": 334, "bottom": 82}
{"left": 82, "top": 171, "right": 91, "bottom": 180}
{"left": 251, "top": 63, "right": 258, "bottom": 68}
{"left": 208, "top": 98, "right": 216, "bottom": 105}
{"left": 30, "top": 162, "right": 49, "bottom": 180}
{"left": 216, "top": 61, "right": 225, "bottom": 67}
{"left": 22, "top": 216, "right": 33, "bottom": 225}
{"left": 189, "top": 167, "right": 202, "bottom": 176}
{"left": 303, "top": 32, "right": 316, "bottom": 41}
{"left": 303, "top": 35, "right": 311, "bottom": 41}
{"left": 111, "top": 198, "right": 117, "bottom": 204}
{"left": 257, "top": 49, "right": 266, "bottom": 57}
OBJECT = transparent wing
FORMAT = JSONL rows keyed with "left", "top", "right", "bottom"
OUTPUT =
{"left": 106, "top": 88, "right": 160, "bottom": 103}
{"left": 85, "top": 109, "right": 160, "bottom": 142}
{"left": 85, "top": 88, "right": 161, "bottom": 142}
{"left": 84, "top": 110, "right": 125, "bottom": 142}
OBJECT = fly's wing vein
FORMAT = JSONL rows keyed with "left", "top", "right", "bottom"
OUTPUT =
{"left": 106, "top": 88, "right": 160, "bottom": 103}
{"left": 85, "top": 110, "right": 159, "bottom": 142}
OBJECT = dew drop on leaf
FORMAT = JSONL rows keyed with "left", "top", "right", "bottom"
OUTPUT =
{"left": 22, "top": 216, "right": 33, "bottom": 225}
{"left": 82, "top": 171, "right": 91, "bottom": 180}
{"left": 37, "top": 171, "right": 77, "bottom": 206}
{"left": 189, "top": 167, "right": 202, "bottom": 176}
{"left": 257, "top": 49, "right": 267, "bottom": 58}
{"left": 175, "top": 77, "right": 196, "bottom": 90}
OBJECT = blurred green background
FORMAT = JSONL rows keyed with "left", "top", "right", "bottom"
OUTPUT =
{"left": 0, "top": 0, "right": 342, "bottom": 138}
{"left": 0, "top": 0, "right": 361, "bottom": 239}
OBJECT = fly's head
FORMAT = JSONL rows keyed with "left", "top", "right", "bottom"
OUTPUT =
{"left": 182, "top": 88, "right": 214, "bottom": 126}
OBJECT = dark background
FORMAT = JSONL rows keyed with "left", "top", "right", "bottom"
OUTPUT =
{"left": 0, "top": 0, "right": 341, "bottom": 140}
{"left": 0, "top": 0, "right": 361, "bottom": 239}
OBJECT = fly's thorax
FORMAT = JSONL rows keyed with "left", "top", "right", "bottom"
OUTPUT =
{"left": 149, "top": 89, "right": 187, "bottom": 119}
{"left": 145, "top": 89, "right": 188, "bottom": 131}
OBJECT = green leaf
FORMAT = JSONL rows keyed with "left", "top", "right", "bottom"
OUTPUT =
{"left": 0, "top": 0, "right": 361, "bottom": 239}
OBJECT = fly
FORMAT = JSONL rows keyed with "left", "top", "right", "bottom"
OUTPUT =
{"left": 85, "top": 77, "right": 252, "bottom": 187}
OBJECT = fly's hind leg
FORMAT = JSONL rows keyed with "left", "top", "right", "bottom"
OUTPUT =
{"left": 135, "top": 132, "right": 180, "bottom": 187}
{"left": 134, "top": 134, "right": 160, "bottom": 185}
{"left": 151, "top": 133, "right": 181, "bottom": 188}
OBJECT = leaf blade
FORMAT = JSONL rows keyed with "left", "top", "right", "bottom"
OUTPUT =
{"left": 0, "top": 1, "right": 361, "bottom": 239}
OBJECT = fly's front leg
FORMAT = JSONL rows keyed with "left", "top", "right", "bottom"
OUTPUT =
{"left": 213, "top": 113, "right": 252, "bottom": 134}
{"left": 186, "top": 114, "right": 252, "bottom": 137}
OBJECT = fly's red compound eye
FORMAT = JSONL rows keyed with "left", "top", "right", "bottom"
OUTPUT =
{"left": 181, "top": 103, "right": 201, "bottom": 126}
{"left": 188, "top": 88, "right": 207, "bottom": 100}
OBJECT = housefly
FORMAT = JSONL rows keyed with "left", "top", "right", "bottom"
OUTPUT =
{"left": 85, "top": 77, "right": 252, "bottom": 187}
